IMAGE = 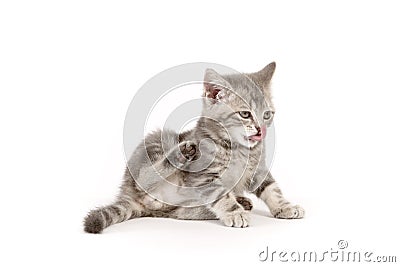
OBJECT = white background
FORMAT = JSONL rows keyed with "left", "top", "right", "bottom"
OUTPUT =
{"left": 1, "top": 1, "right": 399, "bottom": 266}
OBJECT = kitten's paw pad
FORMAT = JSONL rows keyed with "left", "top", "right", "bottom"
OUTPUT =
{"left": 272, "top": 205, "right": 305, "bottom": 219}
{"left": 179, "top": 141, "right": 198, "bottom": 161}
{"left": 236, "top": 196, "right": 253, "bottom": 211}
{"left": 221, "top": 210, "right": 249, "bottom": 228}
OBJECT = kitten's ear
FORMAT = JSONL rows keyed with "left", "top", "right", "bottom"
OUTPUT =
{"left": 203, "top": 68, "right": 231, "bottom": 100}
{"left": 258, "top": 62, "right": 276, "bottom": 82}
{"left": 249, "top": 62, "right": 276, "bottom": 92}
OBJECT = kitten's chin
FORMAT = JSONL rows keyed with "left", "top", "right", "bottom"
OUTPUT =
{"left": 247, "top": 139, "right": 260, "bottom": 148}
{"left": 238, "top": 135, "right": 259, "bottom": 148}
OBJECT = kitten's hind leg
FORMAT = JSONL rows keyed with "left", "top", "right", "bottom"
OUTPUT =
{"left": 138, "top": 140, "right": 198, "bottom": 186}
{"left": 151, "top": 140, "right": 198, "bottom": 174}
{"left": 254, "top": 174, "right": 305, "bottom": 219}
{"left": 178, "top": 141, "right": 198, "bottom": 162}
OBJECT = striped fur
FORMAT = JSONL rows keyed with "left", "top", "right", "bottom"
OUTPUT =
{"left": 83, "top": 62, "right": 304, "bottom": 233}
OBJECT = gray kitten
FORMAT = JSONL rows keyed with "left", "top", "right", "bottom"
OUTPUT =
{"left": 84, "top": 62, "right": 304, "bottom": 233}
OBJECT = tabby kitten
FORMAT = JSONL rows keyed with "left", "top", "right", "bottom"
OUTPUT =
{"left": 84, "top": 62, "right": 304, "bottom": 233}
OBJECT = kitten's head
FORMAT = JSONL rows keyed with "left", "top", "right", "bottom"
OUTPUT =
{"left": 202, "top": 62, "right": 276, "bottom": 148}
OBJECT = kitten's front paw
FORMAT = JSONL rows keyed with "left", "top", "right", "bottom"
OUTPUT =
{"left": 179, "top": 141, "right": 198, "bottom": 161}
{"left": 236, "top": 196, "right": 253, "bottom": 211}
{"left": 220, "top": 210, "right": 250, "bottom": 228}
{"left": 272, "top": 205, "right": 305, "bottom": 219}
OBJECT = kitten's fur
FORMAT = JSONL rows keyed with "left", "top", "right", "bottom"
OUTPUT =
{"left": 84, "top": 62, "right": 304, "bottom": 233}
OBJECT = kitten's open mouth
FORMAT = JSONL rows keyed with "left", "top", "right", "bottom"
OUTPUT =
{"left": 248, "top": 127, "right": 267, "bottom": 142}
{"left": 248, "top": 134, "right": 264, "bottom": 142}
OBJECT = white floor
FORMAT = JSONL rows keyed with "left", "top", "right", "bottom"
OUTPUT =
{"left": 65, "top": 187, "right": 397, "bottom": 267}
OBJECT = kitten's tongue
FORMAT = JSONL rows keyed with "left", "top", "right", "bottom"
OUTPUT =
{"left": 249, "top": 126, "right": 266, "bottom": 141}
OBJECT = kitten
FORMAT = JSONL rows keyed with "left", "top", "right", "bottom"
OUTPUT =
{"left": 84, "top": 62, "right": 304, "bottom": 233}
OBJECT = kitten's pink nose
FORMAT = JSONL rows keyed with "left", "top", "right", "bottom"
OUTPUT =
{"left": 256, "top": 125, "right": 267, "bottom": 139}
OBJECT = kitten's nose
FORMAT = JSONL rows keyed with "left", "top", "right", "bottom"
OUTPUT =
{"left": 256, "top": 126, "right": 267, "bottom": 138}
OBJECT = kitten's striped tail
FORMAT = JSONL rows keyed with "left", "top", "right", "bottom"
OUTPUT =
{"left": 83, "top": 199, "right": 144, "bottom": 234}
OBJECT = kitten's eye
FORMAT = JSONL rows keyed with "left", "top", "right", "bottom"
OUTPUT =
{"left": 264, "top": 111, "right": 273, "bottom": 120}
{"left": 238, "top": 111, "right": 251, "bottom": 119}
